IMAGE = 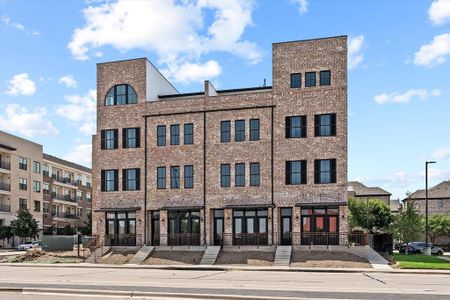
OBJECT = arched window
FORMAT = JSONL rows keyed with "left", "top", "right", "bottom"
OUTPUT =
{"left": 105, "top": 84, "right": 137, "bottom": 106}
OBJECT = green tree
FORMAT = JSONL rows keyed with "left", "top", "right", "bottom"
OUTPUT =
{"left": 428, "top": 214, "right": 450, "bottom": 243}
{"left": 78, "top": 212, "right": 92, "bottom": 236}
{"left": 392, "top": 200, "right": 423, "bottom": 253}
{"left": 348, "top": 197, "right": 392, "bottom": 233}
{"left": 0, "top": 226, "right": 13, "bottom": 247}
{"left": 10, "top": 209, "right": 39, "bottom": 241}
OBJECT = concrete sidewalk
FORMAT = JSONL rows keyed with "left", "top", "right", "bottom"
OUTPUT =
{"left": 1, "top": 261, "right": 450, "bottom": 274}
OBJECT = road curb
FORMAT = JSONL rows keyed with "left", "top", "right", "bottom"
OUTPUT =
{"left": 1, "top": 262, "right": 450, "bottom": 275}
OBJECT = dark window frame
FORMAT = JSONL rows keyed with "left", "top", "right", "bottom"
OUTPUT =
{"left": 157, "top": 167, "right": 166, "bottom": 189}
{"left": 305, "top": 72, "right": 316, "bottom": 87}
{"left": 101, "top": 129, "right": 119, "bottom": 150}
{"left": 285, "top": 116, "right": 307, "bottom": 138}
{"left": 320, "top": 70, "right": 331, "bottom": 86}
{"left": 250, "top": 162, "right": 260, "bottom": 187}
{"left": 249, "top": 119, "right": 260, "bottom": 141}
{"left": 235, "top": 120, "right": 245, "bottom": 142}
{"left": 314, "top": 159, "right": 337, "bottom": 184}
{"left": 170, "top": 124, "right": 180, "bottom": 145}
{"left": 123, "top": 127, "right": 140, "bottom": 148}
{"left": 105, "top": 84, "right": 137, "bottom": 106}
{"left": 123, "top": 168, "right": 140, "bottom": 191}
{"left": 290, "top": 73, "right": 301, "bottom": 88}
{"left": 101, "top": 169, "right": 119, "bottom": 192}
{"left": 285, "top": 160, "right": 307, "bottom": 185}
{"left": 19, "top": 157, "right": 27, "bottom": 170}
{"left": 220, "top": 164, "right": 231, "bottom": 187}
{"left": 314, "top": 113, "right": 336, "bottom": 137}
{"left": 221, "top": 121, "right": 231, "bottom": 143}
{"left": 184, "top": 165, "right": 194, "bottom": 189}
{"left": 235, "top": 163, "right": 245, "bottom": 187}
{"left": 184, "top": 123, "right": 194, "bottom": 145}
{"left": 170, "top": 166, "right": 180, "bottom": 189}
{"left": 157, "top": 125, "right": 166, "bottom": 146}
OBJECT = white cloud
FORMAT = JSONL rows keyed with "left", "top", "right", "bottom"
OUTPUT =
{"left": 348, "top": 35, "right": 364, "bottom": 69}
{"left": 0, "top": 104, "right": 59, "bottom": 137}
{"left": 429, "top": 0, "right": 450, "bottom": 26}
{"left": 59, "top": 75, "right": 78, "bottom": 88}
{"left": 433, "top": 146, "right": 450, "bottom": 160}
{"left": 414, "top": 33, "right": 450, "bottom": 68}
{"left": 6, "top": 73, "right": 36, "bottom": 96}
{"left": 55, "top": 89, "right": 96, "bottom": 135}
{"left": 1, "top": 15, "right": 39, "bottom": 35}
{"left": 374, "top": 89, "right": 441, "bottom": 104}
{"left": 64, "top": 143, "right": 92, "bottom": 167}
{"left": 162, "top": 60, "right": 222, "bottom": 85}
{"left": 290, "top": 0, "right": 308, "bottom": 15}
{"left": 68, "top": 0, "right": 261, "bottom": 83}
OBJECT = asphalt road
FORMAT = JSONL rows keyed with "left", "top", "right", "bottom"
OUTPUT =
{"left": 0, "top": 265, "right": 449, "bottom": 299}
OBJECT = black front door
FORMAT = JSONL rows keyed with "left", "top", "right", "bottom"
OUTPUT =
{"left": 213, "top": 209, "right": 224, "bottom": 246}
{"left": 280, "top": 208, "right": 292, "bottom": 245}
{"left": 151, "top": 211, "right": 160, "bottom": 246}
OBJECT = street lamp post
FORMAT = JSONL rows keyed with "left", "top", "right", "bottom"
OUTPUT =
{"left": 425, "top": 161, "right": 436, "bottom": 255}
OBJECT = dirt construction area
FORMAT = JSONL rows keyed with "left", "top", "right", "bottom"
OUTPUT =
{"left": 216, "top": 251, "right": 275, "bottom": 266}
{"left": 0, "top": 249, "right": 83, "bottom": 264}
{"left": 143, "top": 250, "right": 204, "bottom": 265}
{"left": 99, "top": 251, "right": 137, "bottom": 264}
{"left": 290, "top": 250, "right": 371, "bottom": 268}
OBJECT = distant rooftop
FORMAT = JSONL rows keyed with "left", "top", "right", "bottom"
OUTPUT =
{"left": 406, "top": 180, "right": 450, "bottom": 200}
{"left": 43, "top": 153, "right": 91, "bottom": 174}
{"left": 158, "top": 86, "right": 272, "bottom": 99}
{"left": 348, "top": 181, "right": 391, "bottom": 197}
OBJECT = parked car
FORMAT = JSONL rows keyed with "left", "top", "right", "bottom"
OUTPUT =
{"left": 17, "top": 241, "right": 39, "bottom": 251}
{"left": 399, "top": 242, "right": 444, "bottom": 255}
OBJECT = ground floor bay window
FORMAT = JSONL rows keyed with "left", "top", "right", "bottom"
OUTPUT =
{"left": 168, "top": 210, "right": 200, "bottom": 246}
{"left": 233, "top": 208, "right": 268, "bottom": 246}
{"left": 301, "top": 207, "right": 339, "bottom": 245}
{"left": 105, "top": 211, "right": 137, "bottom": 246}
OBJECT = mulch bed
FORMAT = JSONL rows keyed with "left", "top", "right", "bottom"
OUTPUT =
{"left": 290, "top": 250, "right": 371, "bottom": 268}
{"left": 143, "top": 250, "right": 204, "bottom": 265}
{"left": 215, "top": 251, "right": 275, "bottom": 266}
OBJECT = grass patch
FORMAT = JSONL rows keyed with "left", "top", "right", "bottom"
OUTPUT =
{"left": 394, "top": 254, "right": 450, "bottom": 270}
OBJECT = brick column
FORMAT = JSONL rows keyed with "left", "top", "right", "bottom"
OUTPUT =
{"left": 293, "top": 207, "right": 301, "bottom": 245}
{"left": 160, "top": 210, "right": 168, "bottom": 246}
{"left": 224, "top": 208, "right": 233, "bottom": 246}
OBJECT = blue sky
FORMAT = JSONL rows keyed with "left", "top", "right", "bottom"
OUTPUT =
{"left": 1, "top": 0, "right": 449, "bottom": 200}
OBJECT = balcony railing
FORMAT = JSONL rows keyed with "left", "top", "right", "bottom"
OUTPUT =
{"left": 0, "top": 161, "right": 11, "bottom": 171}
{"left": 105, "top": 234, "right": 143, "bottom": 247}
{"left": 0, "top": 203, "right": 10, "bottom": 212}
{"left": 51, "top": 192, "right": 76, "bottom": 203}
{"left": 51, "top": 175, "right": 77, "bottom": 186}
{"left": 51, "top": 212, "right": 79, "bottom": 219}
{"left": 0, "top": 182, "right": 11, "bottom": 192}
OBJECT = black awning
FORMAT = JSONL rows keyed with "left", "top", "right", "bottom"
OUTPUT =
{"left": 159, "top": 205, "right": 204, "bottom": 211}
{"left": 0, "top": 143, "right": 16, "bottom": 151}
{"left": 94, "top": 207, "right": 142, "bottom": 212}
{"left": 225, "top": 203, "right": 274, "bottom": 209}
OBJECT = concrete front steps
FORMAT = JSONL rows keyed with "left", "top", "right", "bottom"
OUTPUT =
{"left": 273, "top": 246, "right": 292, "bottom": 266}
{"left": 128, "top": 246, "right": 154, "bottom": 265}
{"left": 200, "top": 246, "right": 221, "bottom": 265}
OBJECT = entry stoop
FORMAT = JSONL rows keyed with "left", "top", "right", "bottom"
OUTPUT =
{"left": 200, "top": 246, "right": 221, "bottom": 265}
{"left": 274, "top": 246, "right": 292, "bottom": 266}
{"left": 128, "top": 245, "right": 154, "bottom": 265}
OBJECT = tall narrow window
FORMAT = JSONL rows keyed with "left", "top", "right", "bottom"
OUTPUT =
{"left": 184, "top": 123, "right": 194, "bottom": 145}
{"left": 314, "top": 159, "right": 336, "bottom": 184}
{"left": 170, "top": 124, "right": 180, "bottom": 145}
{"left": 286, "top": 160, "right": 307, "bottom": 185}
{"left": 220, "top": 164, "right": 231, "bottom": 187}
{"left": 315, "top": 114, "right": 336, "bottom": 137}
{"left": 170, "top": 166, "right": 180, "bottom": 189}
{"left": 123, "top": 168, "right": 140, "bottom": 191}
{"left": 235, "top": 163, "right": 245, "bottom": 187}
{"left": 123, "top": 128, "right": 140, "bottom": 148}
{"left": 184, "top": 165, "right": 194, "bottom": 188}
{"left": 249, "top": 119, "right": 260, "bottom": 141}
{"left": 305, "top": 72, "right": 316, "bottom": 87}
{"left": 250, "top": 162, "right": 260, "bottom": 186}
{"left": 285, "top": 116, "right": 307, "bottom": 138}
{"left": 19, "top": 198, "right": 27, "bottom": 210}
{"left": 290, "top": 73, "right": 301, "bottom": 88}
{"left": 157, "top": 167, "right": 166, "bottom": 189}
{"left": 19, "top": 157, "right": 27, "bottom": 170}
{"left": 320, "top": 70, "right": 331, "bottom": 86}
{"left": 19, "top": 178, "right": 27, "bottom": 190}
{"left": 101, "top": 170, "right": 118, "bottom": 191}
{"left": 157, "top": 125, "right": 166, "bottom": 146}
{"left": 33, "top": 181, "right": 41, "bottom": 193}
{"left": 220, "top": 121, "right": 231, "bottom": 143}
{"left": 101, "top": 129, "right": 118, "bottom": 149}
{"left": 32, "top": 161, "right": 41, "bottom": 174}
{"left": 235, "top": 120, "right": 245, "bottom": 142}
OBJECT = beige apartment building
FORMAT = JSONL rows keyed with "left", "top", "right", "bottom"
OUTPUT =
{"left": 0, "top": 131, "right": 92, "bottom": 247}
{"left": 93, "top": 36, "right": 348, "bottom": 247}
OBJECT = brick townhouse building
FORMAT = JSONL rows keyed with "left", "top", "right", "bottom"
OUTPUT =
{"left": 92, "top": 36, "right": 348, "bottom": 247}
{"left": 0, "top": 131, "right": 92, "bottom": 247}
{"left": 404, "top": 180, "right": 450, "bottom": 215}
